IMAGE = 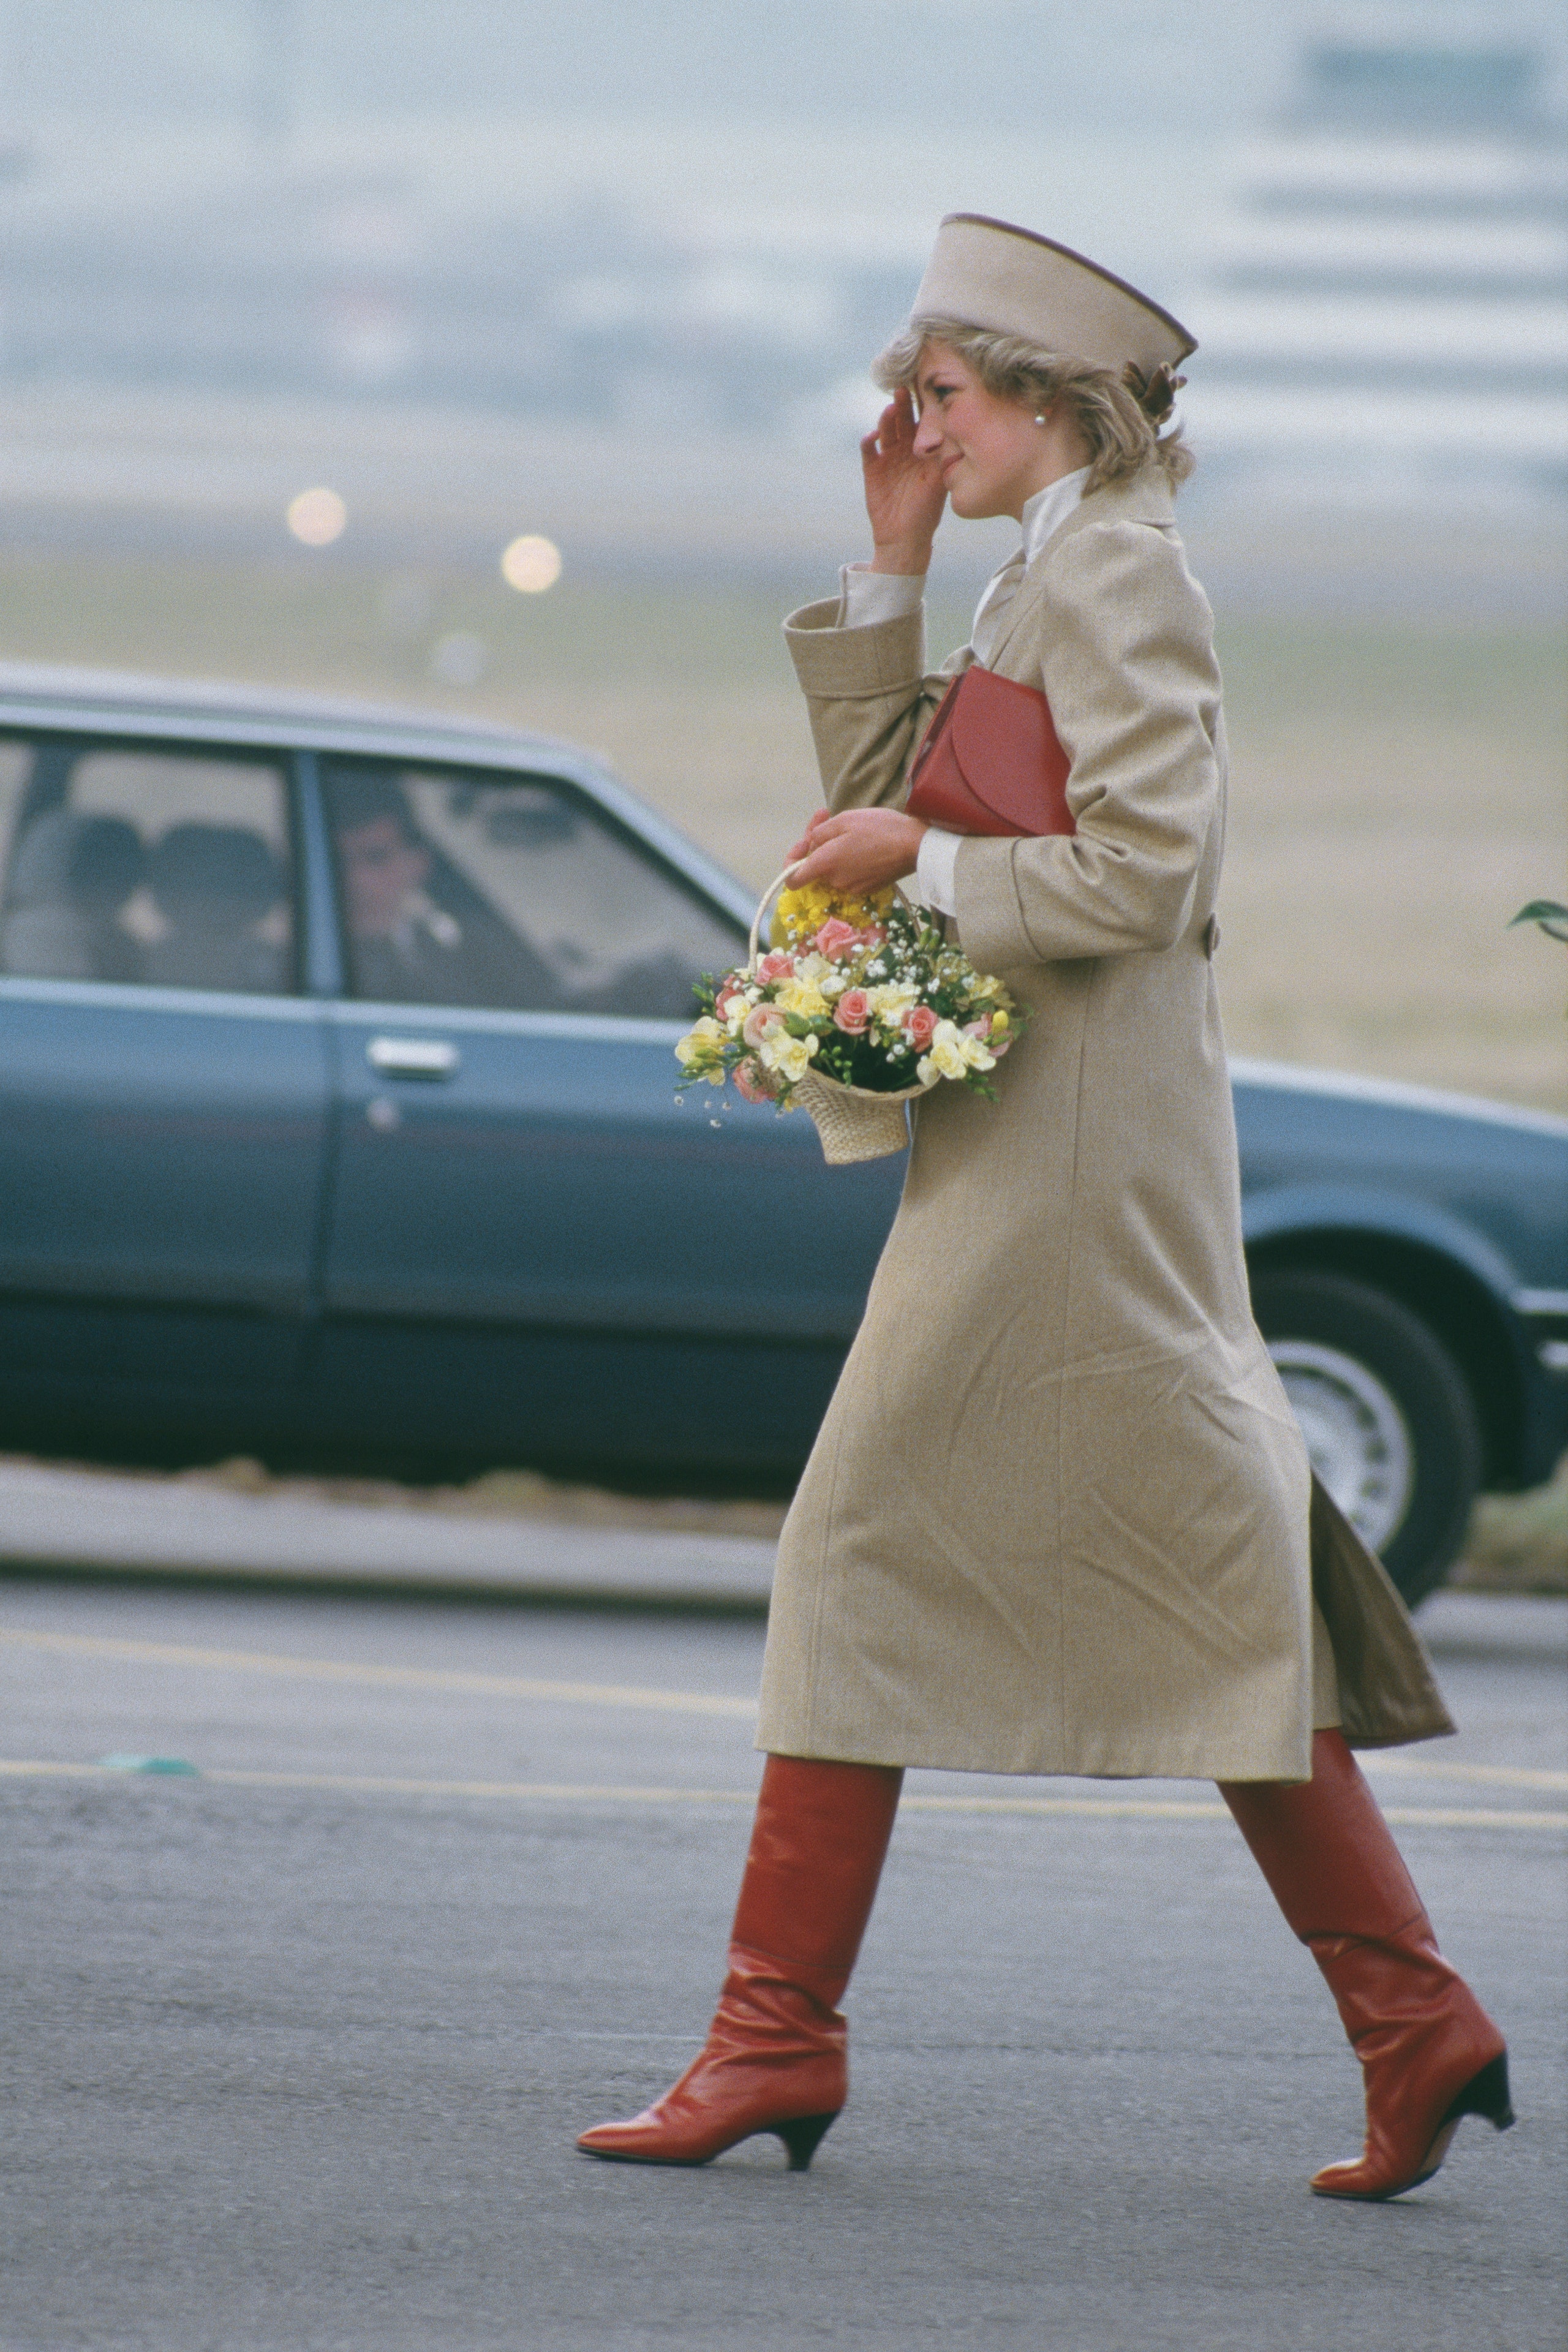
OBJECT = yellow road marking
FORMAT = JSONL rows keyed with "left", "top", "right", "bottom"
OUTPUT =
{"left": 1362, "top": 1756, "right": 1568, "bottom": 1793}
{"left": 2, "top": 1627, "right": 1564, "bottom": 1796}
{"left": 0, "top": 1626, "right": 756, "bottom": 1719}
{"left": 0, "top": 1758, "right": 1562, "bottom": 1831}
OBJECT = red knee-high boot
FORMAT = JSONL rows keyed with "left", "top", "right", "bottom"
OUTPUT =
{"left": 577, "top": 1754, "right": 902, "bottom": 2169}
{"left": 1221, "top": 1728, "right": 1513, "bottom": 2198}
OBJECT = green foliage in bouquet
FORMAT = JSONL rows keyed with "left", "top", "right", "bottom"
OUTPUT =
{"left": 675, "top": 883, "right": 1028, "bottom": 1112}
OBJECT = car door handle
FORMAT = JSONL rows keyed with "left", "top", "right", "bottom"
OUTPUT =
{"left": 365, "top": 1036, "right": 461, "bottom": 1080}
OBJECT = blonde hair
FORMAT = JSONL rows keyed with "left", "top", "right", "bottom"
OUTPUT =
{"left": 873, "top": 318, "right": 1194, "bottom": 494}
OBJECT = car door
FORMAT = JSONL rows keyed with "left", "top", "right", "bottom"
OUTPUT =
{"left": 0, "top": 727, "right": 332, "bottom": 1432}
{"left": 309, "top": 751, "right": 902, "bottom": 1473}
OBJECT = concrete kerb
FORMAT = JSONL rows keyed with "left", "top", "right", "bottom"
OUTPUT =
{"left": 0, "top": 1460, "right": 776, "bottom": 1616}
{"left": 3, "top": 1460, "right": 1566, "bottom": 1652}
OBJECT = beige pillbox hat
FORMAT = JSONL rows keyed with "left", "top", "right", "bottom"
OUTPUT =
{"left": 909, "top": 213, "right": 1197, "bottom": 379}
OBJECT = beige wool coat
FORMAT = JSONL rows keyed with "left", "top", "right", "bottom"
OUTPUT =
{"left": 756, "top": 464, "right": 1451, "bottom": 1782}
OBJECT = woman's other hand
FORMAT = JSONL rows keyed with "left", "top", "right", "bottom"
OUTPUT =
{"left": 862, "top": 388, "right": 945, "bottom": 576}
{"left": 784, "top": 807, "right": 928, "bottom": 894}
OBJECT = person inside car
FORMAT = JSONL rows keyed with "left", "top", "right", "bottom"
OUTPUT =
{"left": 328, "top": 772, "right": 476, "bottom": 1005}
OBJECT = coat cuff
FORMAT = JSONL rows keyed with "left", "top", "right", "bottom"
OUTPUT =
{"left": 950, "top": 835, "right": 1051, "bottom": 971}
{"left": 783, "top": 599, "right": 927, "bottom": 700}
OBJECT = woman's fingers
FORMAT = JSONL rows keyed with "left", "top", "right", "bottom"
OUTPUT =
{"left": 781, "top": 809, "right": 926, "bottom": 893}
{"left": 783, "top": 808, "right": 834, "bottom": 863}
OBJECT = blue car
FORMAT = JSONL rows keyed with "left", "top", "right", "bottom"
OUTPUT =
{"left": 1, "top": 665, "right": 1563, "bottom": 1605}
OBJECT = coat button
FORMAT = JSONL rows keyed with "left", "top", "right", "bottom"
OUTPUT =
{"left": 1204, "top": 915, "right": 1221, "bottom": 959}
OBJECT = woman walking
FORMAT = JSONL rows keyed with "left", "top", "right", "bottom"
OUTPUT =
{"left": 578, "top": 214, "right": 1513, "bottom": 2199}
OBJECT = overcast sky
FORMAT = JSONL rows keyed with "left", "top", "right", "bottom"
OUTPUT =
{"left": 5, "top": 0, "right": 1564, "bottom": 138}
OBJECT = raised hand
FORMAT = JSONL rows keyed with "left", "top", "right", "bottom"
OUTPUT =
{"left": 862, "top": 387, "right": 945, "bottom": 575}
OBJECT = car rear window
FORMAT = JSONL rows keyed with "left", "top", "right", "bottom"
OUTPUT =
{"left": 0, "top": 734, "right": 296, "bottom": 995}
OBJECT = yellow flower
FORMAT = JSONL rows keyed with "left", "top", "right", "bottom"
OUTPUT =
{"left": 868, "top": 984, "right": 916, "bottom": 1021}
{"left": 776, "top": 978, "right": 829, "bottom": 1020}
{"left": 774, "top": 881, "right": 894, "bottom": 946}
{"left": 759, "top": 1031, "right": 820, "bottom": 1082}
{"left": 674, "top": 1016, "right": 725, "bottom": 1069}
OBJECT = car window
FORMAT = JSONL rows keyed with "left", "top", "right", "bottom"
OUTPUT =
{"left": 0, "top": 735, "right": 296, "bottom": 995}
{"left": 320, "top": 756, "right": 742, "bottom": 1019}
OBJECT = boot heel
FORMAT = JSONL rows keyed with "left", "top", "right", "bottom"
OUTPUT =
{"left": 1442, "top": 2049, "right": 1515, "bottom": 2133}
{"left": 775, "top": 2111, "right": 839, "bottom": 2171}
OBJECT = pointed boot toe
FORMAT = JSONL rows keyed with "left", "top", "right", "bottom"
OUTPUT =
{"left": 575, "top": 2032, "right": 845, "bottom": 2169}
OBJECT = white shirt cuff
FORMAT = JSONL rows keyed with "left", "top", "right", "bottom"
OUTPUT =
{"left": 916, "top": 825, "right": 961, "bottom": 916}
{"left": 839, "top": 564, "right": 925, "bottom": 629}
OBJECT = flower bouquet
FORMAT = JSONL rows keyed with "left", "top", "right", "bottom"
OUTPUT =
{"left": 675, "top": 870, "right": 1028, "bottom": 1164}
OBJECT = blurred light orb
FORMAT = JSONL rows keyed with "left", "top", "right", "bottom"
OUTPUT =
{"left": 500, "top": 533, "right": 562, "bottom": 593}
{"left": 287, "top": 487, "right": 347, "bottom": 546}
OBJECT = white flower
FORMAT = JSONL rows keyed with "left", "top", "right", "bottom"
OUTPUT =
{"left": 759, "top": 1030, "right": 820, "bottom": 1083}
{"left": 924, "top": 1022, "right": 968, "bottom": 1081}
{"left": 869, "top": 984, "right": 917, "bottom": 1020}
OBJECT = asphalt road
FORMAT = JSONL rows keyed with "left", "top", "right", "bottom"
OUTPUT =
{"left": 1, "top": 1577, "right": 1563, "bottom": 2352}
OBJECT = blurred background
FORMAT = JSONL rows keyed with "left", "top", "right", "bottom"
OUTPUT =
{"left": 0, "top": 0, "right": 1562, "bottom": 1105}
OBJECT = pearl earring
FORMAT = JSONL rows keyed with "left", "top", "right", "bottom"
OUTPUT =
{"left": 1034, "top": 413, "right": 1047, "bottom": 425}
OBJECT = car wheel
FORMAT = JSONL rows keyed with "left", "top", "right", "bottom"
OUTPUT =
{"left": 1251, "top": 1270, "right": 1483, "bottom": 1608}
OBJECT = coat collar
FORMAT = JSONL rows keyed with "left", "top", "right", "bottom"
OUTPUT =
{"left": 984, "top": 462, "right": 1176, "bottom": 676}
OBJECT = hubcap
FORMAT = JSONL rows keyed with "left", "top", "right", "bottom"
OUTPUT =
{"left": 1269, "top": 1340, "right": 1415, "bottom": 1554}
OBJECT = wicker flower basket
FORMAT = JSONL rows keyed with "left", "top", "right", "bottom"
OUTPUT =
{"left": 794, "top": 1065, "right": 932, "bottom": 1164}
{"left": 750, "top": 869, "right": 936, "bottom": 1166}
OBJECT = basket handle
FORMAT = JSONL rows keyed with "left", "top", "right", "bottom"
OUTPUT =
{"left": 748, "top": 868, "right": 799, "bottom": 971}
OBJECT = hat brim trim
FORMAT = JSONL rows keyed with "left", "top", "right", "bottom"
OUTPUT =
{"left": 924, "top": 212, "right": 1197, "bottom": 362}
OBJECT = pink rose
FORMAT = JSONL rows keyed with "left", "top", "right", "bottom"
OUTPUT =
{"left": 813, "top": 917, "right": 859, "bottom": 961}
{"left": 967, "top": 1014, "right": 1010, "bottom": 1056}
{"left": 854, "top": 924, "right": 887, "bottom": 951}
{"left": 743, "top": 1004, "right": 786, "bottom": 1049}
{"left": 714, "top": 982, "right": 743, "bottom": 1017}
{"left": 833, "top": 988, "right": 870, "bottom": 1035}
{"left": 734, "top": 1057, "right": 779, "bottom": 1103}
{"left": 903, "top": 1004, "right": 938, "bottom": 1050}
{"left": 757, "top": 951, "right": 794, "bottom": 982}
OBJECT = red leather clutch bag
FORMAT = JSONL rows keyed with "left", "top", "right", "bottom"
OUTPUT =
{"left": 906, "top": 665, "right": 1074, "bottom": 838}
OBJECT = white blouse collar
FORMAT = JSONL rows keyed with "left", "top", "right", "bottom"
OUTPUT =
{"left": 1020, "top": 466, "right": 1090, "bottom": 565}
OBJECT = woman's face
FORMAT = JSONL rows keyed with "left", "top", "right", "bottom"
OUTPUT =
{"left": 911, "top": 342, "right": 1063, "bottom": 522}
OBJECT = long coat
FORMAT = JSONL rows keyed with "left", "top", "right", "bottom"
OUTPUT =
{"left": 756, "top": 464, "right": 1451, "bottom": 1781}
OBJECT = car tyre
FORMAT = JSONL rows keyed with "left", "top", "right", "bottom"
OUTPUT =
{"left": 1251, "top": 1270, "right": 1483, "bottom": 1609}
